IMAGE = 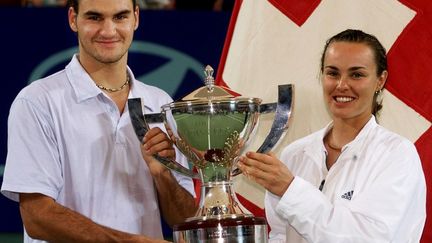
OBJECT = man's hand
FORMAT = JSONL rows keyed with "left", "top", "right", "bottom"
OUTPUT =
{"left": 238, "top": 152, "right": 294, "bottom": 197}
{"left": 141, "top": 128, "right": 197, "bottom": 226}
{"left": 141, "top": 127, "right": 175, "bottom": 176}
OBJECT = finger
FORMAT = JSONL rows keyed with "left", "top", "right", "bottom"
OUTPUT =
{"left": 157, "top": 149, "right": 175, "bottom": 158}
{"left": 237, "top": 158, "right": 252, "bottom": 178}
{"left": 238, "top": 156, "right": 260, "bottom": 173}
{"left": 267, "top": 151, "right": 277, "bottom": 158}
{"left": 241, "top": 153, "right": 274, "bottom": 173}
{"left": 143, "top": 127, "right": 163, "bottom": 143}
{"left": 142, "top": 140, "right": 173, "bottom": 155}
{"left": 237, "top": 158, "right": 247, "bottom": 173}
{"left": 142, "top": 147, "right": 175, "bottom": 160}
{"left": 246, "top": 151, "right": 275, "bottom": 165}
{"left": 143, "top": 132, "right": 172, "bottom": 152}
{"left": 238, "top": 157, "right": 267, "bottom": 181}
{"left": 240, "top": 154, "right": 294, "bottom": 196}
{"left": 244, "top": 160, "right": 285, "bottom": 186}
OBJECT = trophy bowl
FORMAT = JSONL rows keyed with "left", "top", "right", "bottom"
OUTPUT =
{"left": 128, "top": 66, "right": 293, "bottom": 242}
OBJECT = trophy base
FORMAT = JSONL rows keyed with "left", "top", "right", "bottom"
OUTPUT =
{"left": 172, "top": 216, "right": 268, "bottom": 243}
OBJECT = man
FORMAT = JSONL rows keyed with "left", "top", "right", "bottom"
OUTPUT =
{"left": 0, "top": 0, "right": 197, "bottom": 242}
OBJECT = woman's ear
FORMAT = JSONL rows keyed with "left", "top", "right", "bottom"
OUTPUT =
{"left": 377, "top": 70, "right": 388, "bottom": 91}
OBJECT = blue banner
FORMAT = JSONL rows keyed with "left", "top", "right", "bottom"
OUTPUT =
{"left": 0, "top": 7, "right": 230, "bottom": 232}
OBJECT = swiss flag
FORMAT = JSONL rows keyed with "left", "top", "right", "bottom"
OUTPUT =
{"left": 216, "top": 0, "right": 432, "bottom": 241}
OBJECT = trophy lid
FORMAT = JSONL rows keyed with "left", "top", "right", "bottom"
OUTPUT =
{"left": 180, "top": 65, "right": 235, "bottom": 101}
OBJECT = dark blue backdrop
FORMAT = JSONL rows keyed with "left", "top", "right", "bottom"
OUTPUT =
{"left": 0, "top": 7, "right": 230, "bottom": 232}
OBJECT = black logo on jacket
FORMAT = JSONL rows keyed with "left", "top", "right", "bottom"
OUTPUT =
{"left": 341, "top": 190, "right": 354, "bottom": 200}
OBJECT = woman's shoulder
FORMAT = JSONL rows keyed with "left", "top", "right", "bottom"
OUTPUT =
{"left": 280, "top": 129, "right": 324, "bottom": 157}
{"left": 373, "top": 124, "right": 416, "bottom": 152}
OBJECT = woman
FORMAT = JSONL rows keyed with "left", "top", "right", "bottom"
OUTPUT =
{"left": 238, "top": 29, "right": 426, "bottom": 243}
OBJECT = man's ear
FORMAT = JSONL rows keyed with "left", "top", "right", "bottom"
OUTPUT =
{"left": 68, "top": 7, "right": 78, "bottom": 32}
{"left": 134, "top": 5, "right": 139, "bottom": 31}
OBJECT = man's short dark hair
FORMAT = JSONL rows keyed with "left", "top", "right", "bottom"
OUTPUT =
{"left": 67, "top": 0, "right": 137, "bottom": 13}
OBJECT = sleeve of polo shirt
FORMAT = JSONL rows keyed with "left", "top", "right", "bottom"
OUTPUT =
{"left": 1, "top": 97, "right": 63, "bottom": 202}
{"left": 274, "top": 141, "right": 426, "bottom": 243}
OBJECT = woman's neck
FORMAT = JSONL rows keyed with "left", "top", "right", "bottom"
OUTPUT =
{"left": 329, "top": 114, "right": 372, "bottom": 149}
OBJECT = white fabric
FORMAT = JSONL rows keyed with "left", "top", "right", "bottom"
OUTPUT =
{"left": 265, "top": 117, "right": 426, "bottom": 243}
{"left": 1, "top": 55, "right": 195, "bottom": 242}
{"left": 222, "top": 0, "right": 431, "bottom": 210}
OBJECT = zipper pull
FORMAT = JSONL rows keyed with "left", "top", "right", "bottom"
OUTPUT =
{"left": 319, "top": 179, "right": 325, "bottom": 191}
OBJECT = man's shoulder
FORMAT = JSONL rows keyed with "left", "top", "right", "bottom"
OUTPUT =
{"left": 9, "top": 70, "right": 69, "bottom": 122}
{"left": 133, "top": 80, "right": 168, "bottom": 94}
{"left": 132, "top": 80, "right": 173, "bottom": 104}
{"left": 17, "top": 69, "right": 68, "bottom": 100}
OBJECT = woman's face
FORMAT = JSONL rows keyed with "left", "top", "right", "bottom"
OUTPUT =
{"left": 321, "top": 41, "right": 387, "bottom": 122}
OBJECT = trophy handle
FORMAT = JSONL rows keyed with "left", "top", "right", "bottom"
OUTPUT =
{"left": 231, "top": 84, "right": 294, "bottom": 176}
{"left": 128, "top": 98, "right": 200, "bottom": 179}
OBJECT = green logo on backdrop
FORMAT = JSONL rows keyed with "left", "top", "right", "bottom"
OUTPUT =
{"left": 28, "top": 41, "right": 205, "bottom": 96}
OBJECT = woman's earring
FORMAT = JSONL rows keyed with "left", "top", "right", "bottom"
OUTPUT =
{"left": 375, "top": 88, "right": 384, "bottom": 104}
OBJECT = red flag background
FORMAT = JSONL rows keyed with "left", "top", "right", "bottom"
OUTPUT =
{"left": 216, "top": 0, "right": 432, "bottom": 241}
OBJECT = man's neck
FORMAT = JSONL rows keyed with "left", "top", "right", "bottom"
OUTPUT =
{"left": 77, "top": 54, "right": 129, "bottom": 88}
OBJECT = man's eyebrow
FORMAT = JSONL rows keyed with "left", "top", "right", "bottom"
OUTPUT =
{"left": 114, "top": 10, "right": 132, "bottom": 16}
{"left": 83, "top": 9, "right": 132, "bottom": 17}
{"left": 83, "top": 11, "right": 102, "bottom": 17}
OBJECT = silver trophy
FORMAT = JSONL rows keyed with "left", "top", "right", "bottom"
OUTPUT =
{"left": 128, "top": 66, "right": 293, "bottom": 242}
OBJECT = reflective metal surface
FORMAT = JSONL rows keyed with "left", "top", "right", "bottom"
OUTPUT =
{"left": 173, "top": 216, "right": 268, "bottom": 243}
{"left": 128, "top": 98, "right": 199, "bottom": 178}
{"left": 127, "top": 65, "right": 294, "bottom": 242}
{"left": 161, "top": 97, "right": 261, "bottom": 184}
{"left": 231, "top": 84, "right": 293, "bottom": 176}
{"left": 142, "top": 102, "right": 276, "bottom": 123}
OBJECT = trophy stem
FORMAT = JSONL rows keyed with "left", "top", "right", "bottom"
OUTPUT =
{"left": 172, "top": 178, "right": 268, "bottom": 242}
{"left": 190, "top": 181, "right": 248, "bottom": 221}
{"left": 173, "top": 216, "right": 268, "bottom": 243}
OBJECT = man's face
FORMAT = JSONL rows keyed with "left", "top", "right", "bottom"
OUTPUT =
{"left": 68, "top": 0, "right": 139, "bottom": 66}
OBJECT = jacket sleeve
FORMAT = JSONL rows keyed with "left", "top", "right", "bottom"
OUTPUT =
{"left": 265, "top": 191, "right": 287, "bottom": 242}
{"left": 273, "top": 141, "right": 426, "bottom": 243}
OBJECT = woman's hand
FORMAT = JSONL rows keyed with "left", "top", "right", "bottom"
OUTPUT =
{"left": 238, "top": 152, "right": 294, "bottom": 197}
